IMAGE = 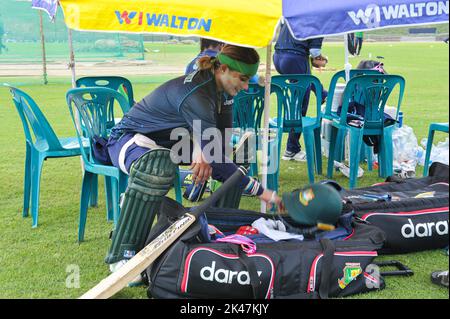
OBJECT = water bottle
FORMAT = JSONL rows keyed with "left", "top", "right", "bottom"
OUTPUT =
{"left": 397, "top": 111, "right": 403, "bottom": 128}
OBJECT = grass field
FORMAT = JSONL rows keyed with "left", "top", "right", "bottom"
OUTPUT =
{"left": 0, "top": 42, "right": 448, "bottom": 299}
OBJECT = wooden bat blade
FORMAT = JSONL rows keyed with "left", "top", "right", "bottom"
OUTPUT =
{"left": 79, "top": 213, "right": 196, "bottom": 299}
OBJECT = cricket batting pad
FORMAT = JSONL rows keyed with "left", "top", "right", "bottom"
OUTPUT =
{"left": 105, "top": 149, "right": 177, "bottom": 264}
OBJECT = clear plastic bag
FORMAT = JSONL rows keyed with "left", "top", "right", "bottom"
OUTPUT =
{"left": 420, "top": 137, "right": 449, "bottom": 166}
{"left": 392, "top": 125, "right": 425, "bottom": 177}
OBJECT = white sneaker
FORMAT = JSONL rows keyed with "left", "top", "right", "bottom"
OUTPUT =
{"left": 334, "top": 161, "right": 364, "bottom": 178}
{"left": 282, "top": 150, "right": 307, "bottom": 162}
{"left": 109, "top": 259, "right": 144, "bottom": 287}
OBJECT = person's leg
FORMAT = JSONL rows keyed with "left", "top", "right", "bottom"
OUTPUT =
{"left": 275, "top": 52, "right": 310, "bottom": 159}
{"left": 105, "top": 135, "right": 177, "bottom": 266}
{"left": 356, "top": 38, "right": 363, "bottom": 56}
{"left": 286, "top": 130, "right": 301, "bottom": 154}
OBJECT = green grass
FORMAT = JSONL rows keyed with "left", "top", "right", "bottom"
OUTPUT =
{"left": 0, "top": 42, "right": 448, "bottom": 299}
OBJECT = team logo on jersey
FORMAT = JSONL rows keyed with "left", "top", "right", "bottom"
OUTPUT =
{"left": 184, "top": 69, "right": 199, "bottom": 83}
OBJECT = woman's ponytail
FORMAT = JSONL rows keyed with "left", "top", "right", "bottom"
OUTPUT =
{"left": 196, "top": 56, "right": 219, "bottom": 71}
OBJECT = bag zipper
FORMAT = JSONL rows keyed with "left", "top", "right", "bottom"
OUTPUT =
{"left": 360, "top": 206, "right": 449, "bottom": 222}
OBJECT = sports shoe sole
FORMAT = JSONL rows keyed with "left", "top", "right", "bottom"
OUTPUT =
{"left": 282, "top": 155, "right": 307, "bottom": 162}
{"left": 431, "top": 270, "right": 449, "bottom": 288}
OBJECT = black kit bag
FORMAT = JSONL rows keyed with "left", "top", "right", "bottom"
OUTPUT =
{"left": 144, "top": 199, "right": 386, "bottom": 299}
{"left": 340, "top": 162, "right": 449, "bottom": 254}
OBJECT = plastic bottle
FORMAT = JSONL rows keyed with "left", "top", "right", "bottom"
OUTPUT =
{"left": 397, "top": 111, "right": 403, "bottom": 128}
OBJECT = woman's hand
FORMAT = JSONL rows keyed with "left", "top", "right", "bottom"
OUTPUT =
{"left": 190, "top": 152, "right": 212, "bottom": 185}
{"left": 259, "top": 190, "right": 284, "bottom": 212}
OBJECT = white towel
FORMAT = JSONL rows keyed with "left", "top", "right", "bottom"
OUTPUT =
{"left": 251, "top": 218, "right": 304, "bottom": 242}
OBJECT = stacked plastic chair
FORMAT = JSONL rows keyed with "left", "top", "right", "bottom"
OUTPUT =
{"left": 271, "top": 74, "right": 323, "bottom": 188}
{"left": 326, "top": 74, "right": 405, "bottom": 188}
{"left": 76, "top": 76, "right": 135, "bottom": 207}
{"left": 76, "top": 76, "right": 182, "bottom": 204}
{"left": 323, "top": 69, "right": 383, "bottom": 172}
{"left": 66, "top": 87, "right": 130, "bottom": 241}
{"left": 76, "top": 76, "right": 135, "bottom": 128}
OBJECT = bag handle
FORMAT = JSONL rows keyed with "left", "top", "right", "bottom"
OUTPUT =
{"left": 373, "top": 260, "right": 414, "bottom": 277}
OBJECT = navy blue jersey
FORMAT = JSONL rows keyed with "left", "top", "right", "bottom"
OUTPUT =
{"left": 109, "top": 69, "right": 263, "bottom": 195}
{"left": 111, "top": 69, "right": 221, "bottom": 140}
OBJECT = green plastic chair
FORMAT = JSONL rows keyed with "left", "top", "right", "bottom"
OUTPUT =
{"left": 327, "top": 74, "right": 405, "bottom": 189}
{"left": 75, "top": 76, "right": 134, "bottom": 208}
{"left": 324, "top": 69, "right": 382, "bottom": 171}
{"left": 76, "top": 76, "right": 135, "bottom": 126}
{"left": 67, "top": 87, "right": 182, "bottom": 241}
{"left": 233, "top": 84, "right": 265, "bottom": 177}
{"left": 232, "top": 84, "right": 280, "bottom": 191}
{"left": 423, "top": 122, "right": 449, "bottom": 176}
{"left": 323, "top": 69, "right": 383, "bottom": 120}
{"left": 67, "top": 87, "right": 133, "bottom": 241}
{"left": 75, "top": 77, "right": 183, "bottom": 205}
{"left": 7, "top": 85, "right": 89, "bottom": 228}
{"left": 271, "top": 74, "right": 324, "bottom": 187}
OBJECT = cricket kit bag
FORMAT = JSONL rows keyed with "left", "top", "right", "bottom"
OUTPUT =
{"left": 144, "top": 197, "right": 386, "bottom": 299}
{"left": 340, "top": 162, "right": 449, "bottom": 254}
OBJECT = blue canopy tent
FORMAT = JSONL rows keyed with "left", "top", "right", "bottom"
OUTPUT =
{"left": 257, "top": 0, "right": 449, "bottom": 212}
{"left": 283, "top": 0, "right": 449, "bottom": 80}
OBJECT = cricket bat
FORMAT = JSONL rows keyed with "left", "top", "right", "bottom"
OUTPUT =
{"left": 79, "top": 166, "right": 247, "bottom": 299}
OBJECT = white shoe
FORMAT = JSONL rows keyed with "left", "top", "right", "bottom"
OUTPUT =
{"left": 282, "top": 150, "right": 307, "bottom": 162}
{"left": 334, "top": 161, "right": 364, "bottom": 178}
{"left": 109, "top": 259, "right": 144, "bottom": 287}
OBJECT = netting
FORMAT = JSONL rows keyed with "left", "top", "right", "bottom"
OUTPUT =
{"left": 0, "top": 0, "right": 146, "bottom": 63}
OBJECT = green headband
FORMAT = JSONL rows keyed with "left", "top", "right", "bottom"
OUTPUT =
{"left": 217, "top": 53, "right": 259, "bottom": 78}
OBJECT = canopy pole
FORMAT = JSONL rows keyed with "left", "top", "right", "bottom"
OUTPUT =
{"left": 38, "top": 11, "right": 48, "bottom": 85}
{"left": 344, "top": 34, "right": 352, "bottom": 82}
{"left": 260, "top": 44, "right": 272, "bottom": 214}
{"left": 68, "top": 28, "right": 76, "bottom": 88}
{"left": 67, "top": 27, "right": 84, "bottom": 171}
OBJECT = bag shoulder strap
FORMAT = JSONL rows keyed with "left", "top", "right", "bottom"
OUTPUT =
{"left": 239, "top": 250, "right": 267, "bottom": 299}
{"left": 318, "top": 238, "right": 336, "bottom": 299}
